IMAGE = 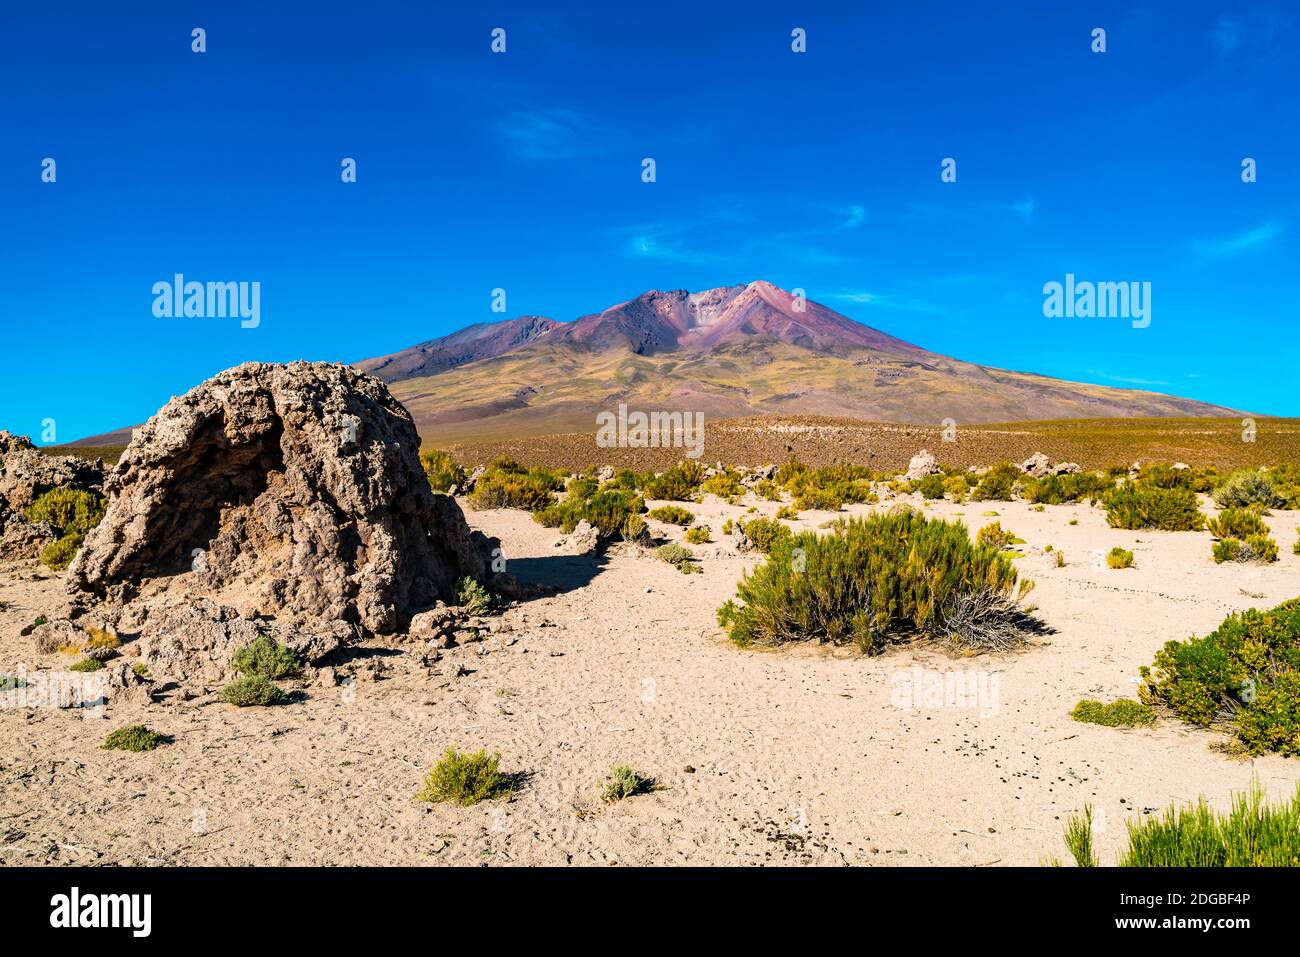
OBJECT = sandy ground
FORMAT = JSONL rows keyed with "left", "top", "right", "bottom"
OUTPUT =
{"left": 2, "top": 492, "right": 1299, "bottom": 867}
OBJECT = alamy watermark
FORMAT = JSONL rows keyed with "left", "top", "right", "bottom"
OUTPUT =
{"left": 890, "top": 666, "right": 1000, "bottom": 717}
{"left": 1042, "top": 273, "right": 1150, "bottom": 329}
{"left": 596, "top": 403, "right": 704, "bottom": 459}
{"left": 152, "top": 274, "right": 260, "bottom": 328}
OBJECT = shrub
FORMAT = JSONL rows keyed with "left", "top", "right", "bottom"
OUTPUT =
{"left": 741, "top": 517, "right": 792, "bottom": 554}
{"left": 1071, "top": 698, "right": 1154, "bottom": 727}
{"left": 684, "top": 526, "right": 711, "bottom": 544}
{"left": 1139, "top": 463, "right": 1217, "bottom": 492}
{"left": 754, "top": 479, "right": 782, "bottom": 501}
{"left": 69, "top": 657, "right": 103, "bottom": 672}
{"left": 621, "top": 513, "right": 649, "bottom": 543}
{"left": 417, "top": 748, "right": 514, "bottom": 806}
{"left": 102, "top": 725, "right": 169, "bottom": 752}
{"left": 1022, "top": 472, "right": 1112, "bottom": 505}
{"left": 1055, "top": 783, "right": 1300, "bottom": 867}
{"left": 976, "top": 521, "right": 1024, "bottom": 550}
{"left": 581, "top": 489, "right": 644, "bottom": 538}
{"left": 601, "top": 764, "right": 654, "bottom": 802}
{"left": 942, "top": 475, "right": 969, "bottom": 502}
{"left": 1103, "top": 483, "right": 1204, "bottom": 531}
{"left": 1207, "top": 507, "right": 1268, "bottom": 540}
{"left": 971, "top": 463, "right": 1020, "bottom": 501}
{"left": 701, "top": 472, "right": 743, "bottom": 499}
{"left": 132, "top": 663, "right": 150, "bottom": 678}
{"left": 1054, "top": 550, "right": 1066, "bottom": 568}
{"left": 721, "top": 518, "right": 734, "bottom": 536}
{"left": 648, "top": 504, "right": 694, "bottom": 526}
{"left": 1212, "top": 534, "right": 1278, "bottom": 565}
{"left": 220, "top": 674, "right": 287, "bottom": 707}
{"left": 1139, "top": 599, "right": 1300, "bottom": 754}
{"left": 419, "top": 449, "right": 467, "bottom": 493}
{"left": 717, "top": 508, "right": 1031, "bottom": 654}
{"left": 456, "top": 577, "right": 493, "bottom": 615}
{"left": 1213, "top": 470, "right": 1283, "bottom": 511}
{"left": 794, "top": 487, "right": 844, "bottom": 511}
{"left": 643, "top": 462, "right": 705, "bottom": 501}
{"left": 467, "top": 462, "right": 564, "bottom": 511}
{"left": 655, "top": 543, "right": 700, "bottom": 574}
{"left": 231, "top": 635, "right": 300, "bottom": 679}
{"left": 774, "top": 505, "right": 799, "bottom": 521}
{"left": 80, "top": 627, "right": 120, "bottom": 659}
{"left": 916, "top": 474, "right": 946, "bottom": 500}
{"left": 24, "top": 488, "right": 107, "bottom": 570}
{"left": 1106, "top": 547, "right": 1134, "bottom": 569}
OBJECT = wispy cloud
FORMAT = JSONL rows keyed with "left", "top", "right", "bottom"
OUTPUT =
{"left": 1213, "top": 12, "right": 1283, "bottom": 58}
{"left": 495, "top": 107, "right": 602, "bottom": 161}
{"left": 1089, "top": 370, "right": 1171, "bottom": 387}
{"left": 1190, "top": 222, "right": 1284, "bottom": 259}
{"left": 827, "top": 290, "right": 942, "bottom": 314}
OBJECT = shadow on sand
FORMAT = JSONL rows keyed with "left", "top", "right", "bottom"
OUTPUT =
{"left": 506, "top": 548, "right": 611, "bottom": 595}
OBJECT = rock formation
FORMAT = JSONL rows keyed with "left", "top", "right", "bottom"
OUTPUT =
{"left": 67, "top": 362, "right": 501, "bottom": 641}
{"left": 905, "top": 450, "right": 941, "bottom": 481}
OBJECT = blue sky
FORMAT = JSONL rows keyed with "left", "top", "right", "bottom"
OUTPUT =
{"left": 2, "top": 0, "right": 1296, "bottom": 442}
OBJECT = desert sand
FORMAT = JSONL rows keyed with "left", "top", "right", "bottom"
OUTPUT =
{"left": 3, "top": 491, "right": 1299, "bottom": 866}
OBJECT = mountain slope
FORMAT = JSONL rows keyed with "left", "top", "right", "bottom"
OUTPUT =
{"left": 356, "top": 315, "right": 559, "bottom": 383}
{"left": 359, "top": 281, "right": 1244, "bottom": 445}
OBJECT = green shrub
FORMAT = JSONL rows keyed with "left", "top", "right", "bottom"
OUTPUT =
{"left": 1058, "top": 805, "right": 1098, "bottom": 867}
{"left": 717, "top": 508, "right": 1030, "bottom": 654}
{"left": 1106, "top": 546, "right": 1134, "bottom": 569}
{"left": 1139, "top": 463, "right": 1217, "bottom": 492}
{"left": 467, "top": 461, "right": 564, "bottom": 511}
{"left": 1022, "top": 472, "right": 1112, "bottom": 505}
{"left": 1207, "top": 507, "right": 1268, "bottom": 540}
{"left": 655, "top": 543, "right": 700, "bottom": 574}
{"left": 1056, "top": 782, "right": 1300, "bottom": 866}
{"left": 754, "top": 479, "right": 782, "bottom": 501}
{"left": 1140, "top": 599, "right": 1300, "bottom": 754}
{"left": 942, "top": 475, "right": 969, "bottom": 502}
{"left": 741, "top": 517, "right": 792, "bottom": 554}
{"left": 684, "top": 526, "right": 711, "bottom": 544}
{"left": 1071, "top": 698, "right": 1153, "bottom": 727}
{"left": 975, "top": 521, "right": 1024, "bottom": 550}
{"left": 621, "top": 512, "right": 649, "bottom": 543}
{"left": 648, "top": 504, "right": 694, "bottom": 526}
{"left": 456, "top": 577, "right": 493, "bottom": 614}
{"left": 643, "top": 462, "right": 705, "bottom": 501}
{"left": 601, "top": 764, "right": 654, "bottom": 802}
{"left": 916, "top": 474, "right": 946, "bottom": 500}
{"left": 774, "top": 505, "right": 798, "bottom": 521}
{"left": 701, "top": 472, "right": 743, "bottom": 499}
{"left": 971, "top": 463, "right": 1021, "bottom": 501}
{"left": 231, "top": 635, "right": 300, "bottom": 679}
{"left": 220, "top": 674, "right": 287, "bottom": 707}
{"left": 69, "top": 657, "right": 103, "bottom": 672}
{"left": 23, "top": 488, "right": 107, "bottom": 570}
{"left": 721, "top": 518, "right": 734, "bottom": 536}
{"left": 794, "top": 487, "right": 845, "bottom": 511}
{"left": 1054, "top": 550, "right": 1066, "bottom": 568}
{"left": 1103, "top": 483, "right": 1204, "bottom": 531}
{"left": 1213, "top": 470, "right": 1283, "bottom": 511}
{"left": 1212, "top": 534, "right": 1278, "bottom": 565}
{"left": 417, "top": 748, "right": 514, "bottom": 806}
{"left": 102, "top": 725, "right": 169, "bottom": 752}
{"left": 536, "top": 488, "right": 645, "bottom": 539}
{"left": 419, "top": 449, "right": 467, "bottom": 493}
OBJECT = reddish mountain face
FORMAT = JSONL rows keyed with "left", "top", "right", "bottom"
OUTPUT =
{"left": 546, "top": 281, "right": 932, "bottom": 356}
{"left": 356, "top": 315, "right": 559, "bottom": 383}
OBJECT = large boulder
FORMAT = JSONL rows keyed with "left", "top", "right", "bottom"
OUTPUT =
{"left": 0, "top": 431, "right": 104, "bottom": 560}
{"left": 67, "top": 361, "right": 500, "bottom": 636}
{"left": 1019, "top": 452, "right": 1052, "bottom": 478}
{"left": 904, "top": 450, "right": 940, "bottom": 481}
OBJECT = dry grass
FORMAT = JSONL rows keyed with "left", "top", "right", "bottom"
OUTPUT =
{"left": 443, "top": 415, "right": 1300, "bottom": 474}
